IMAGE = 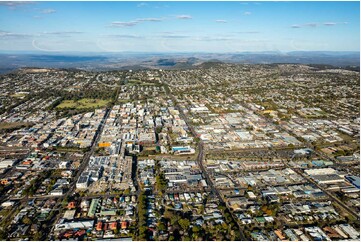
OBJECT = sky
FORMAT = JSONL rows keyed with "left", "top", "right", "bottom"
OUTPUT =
{"left": 0, "top": 1, "right": 359, "bottom": 53}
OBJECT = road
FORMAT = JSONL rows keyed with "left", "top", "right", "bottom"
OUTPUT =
{"left": 65, "top": 108, "right": 111, "bottom": 198}
{"left": 164, "top": 80, "right": 361, "bottom": 238}
{"left": 256, "top": 108, "right": 360, "bottom": 220}
{"left": 287, "top": 163, "right": 360, "bottom": 219}
{"left": 163, "top": 83, "right": 246, "bottom": 240}
{"left": 1, "top": 109, "right": 110, "bottom": 206}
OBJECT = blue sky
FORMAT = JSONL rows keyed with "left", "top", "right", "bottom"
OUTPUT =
{"left": 0, "top": 1, "right": 359, "bottom": 53}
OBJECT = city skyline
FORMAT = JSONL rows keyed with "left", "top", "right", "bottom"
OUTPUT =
{"left": 0, "top": 1, "right": 360, "bottom": 53}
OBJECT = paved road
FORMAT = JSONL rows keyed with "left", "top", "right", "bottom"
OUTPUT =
{"left": 64, "top": 107, "right": 111, "bottom": 198}
{"left": 288, "top": 163, "right": 360, "bottom": 219}
{"left": 163, "top": 83, "right": 246, "bottom": 240}
{"left": 257, "top": 109, "right": 360, "bottom": 220}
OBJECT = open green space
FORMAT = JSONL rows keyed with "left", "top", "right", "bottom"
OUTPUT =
{"left": 56, "top": 98, "right": 110, "bottom": 109}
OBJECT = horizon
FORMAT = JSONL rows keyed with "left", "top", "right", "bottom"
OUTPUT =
{"left": 0, "top": 50, "right": 360, "bottom": 56}
{"left": 0, "top": 1, "right": 360, "bottom": 53}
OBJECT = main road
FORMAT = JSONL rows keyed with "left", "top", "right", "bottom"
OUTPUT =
{"left": 253, "top": 103, "right": 360, "bottom": 220}
{"left": 65, "top": 107, "right": 111, "bottom": 198}
{"left": 163, "top": 82, "right": 246, "bottom": 240}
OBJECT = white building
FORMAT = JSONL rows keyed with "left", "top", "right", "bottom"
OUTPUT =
{"left": 76, "top": 175, "right": 89, "bottom": 189}
{"left": 0, "top": 159, "right": 15, "bottom": 169}
{"left": 304, "top": 168, "right": 337, "bottom": 176}
{"left": 1, "top": 200, "right": 15, "bottom": 208}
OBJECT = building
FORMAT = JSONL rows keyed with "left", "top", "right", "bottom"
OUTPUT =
{"left": 50, "top": 188, "right": 64, "bottom": 196}
{"left": 304, "top": 168, "right": 337, "bottom": 176}
{"left": 139, "top": 132, "right": 156, "bottom": 145}
{"left": 171, "top": 146, "right": 195, "bottom": 155}
{"left": 1, "top": 200, "right": 15, "bottom": 208}
{"left": 54, "top": 220, "right": 94, "bottom": 232}
{"left": 87, "top": 199, "right": 100, "bottom": 217}
{"left": 311, "top": 174, "right": 345, "bottom": 184}
{"left": 76, "top": 175, "right": 89, "bottom": 189}
{"left": 63, "top": 210, "right": 76, "bottom": 220}
{"left": 345, "top": 175, "right": 360, "bottom": 189}
{"left": 59, "top": 161, "right": 70, "bottom": 169}
{"left": 0, "top": 159, "right": 15, "bottom": 169}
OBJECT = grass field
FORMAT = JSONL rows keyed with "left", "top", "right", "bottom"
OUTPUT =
{"left": 56, "top": 98, "right": 110, "bottom": 109}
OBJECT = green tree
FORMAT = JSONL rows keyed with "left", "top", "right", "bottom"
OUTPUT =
{"left": 22, "top": 216, "right": 32, "bottom": 225}
{"left": 192, "top": 226, "right": 201, "bottom": 233}
{"left": 178, "top": 218, "right": 190, "bottom": 231}
{"left": 138, "top": 226, "right": 147, "bottom": 240}
{"left": 183, "top": 235, "right": 191, "bottom": 241}
{"left": 158, "top": 222, "right": 166, "bottom": 231}
{"left": 33, "top": 231, "right": 43, "bottom": 240}
{"left": 170, "top": 214, "right": 181, "bottom": 226}
{"left": 0, "top": 229, "right": 7, "bottom": 240}
{"left": 123, "top": 188, "right": 130, "bottom": 195}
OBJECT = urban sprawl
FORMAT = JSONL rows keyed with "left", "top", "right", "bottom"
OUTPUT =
{"left": 0, "top": 63, "right": 359, "bottom": 241}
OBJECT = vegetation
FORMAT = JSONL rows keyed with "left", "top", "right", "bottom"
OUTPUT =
{"left": 22, "top": 170, "right": 52, "bottom": 196}
{"left": 155, "top": 172, "right": 167, "bottom": 195}
{"left": 56, "top": 98, "right": 111, "bottom": 110}
{"left": 137, "top": 191, "right": 148, "bottom": 240}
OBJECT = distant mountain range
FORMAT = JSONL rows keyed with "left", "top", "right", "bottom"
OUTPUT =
{"left": 0, "top": 51, "right": 359, "bottom": 74}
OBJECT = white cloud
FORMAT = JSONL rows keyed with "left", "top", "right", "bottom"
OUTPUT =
{"left": 137, "top": 2, "right": 148, "bottom": 7}
{"left": 176, "top": 15, "right": 192, "bottom": 19}
{"left": 136, "top": 18, "right": 163, "bottom": 22}
{"left": 161, "top": 35, "right": 190, "bottom": 39}
{"left": 104, "top": 34, "right": 145, "bottom": 39}
{"left": 43, "top": 31, "right": 83, "bottom": 34}
{"left": 292, "top": 22, "right": 347, "bottom": 28}
{"left": 323, "top": 22, "right": 337, "bottom": 26}
{"left": 41, "top": 8, "right": 56, "bottom": 14}
{"left": 0, "top": 30, "right": 32, "bottom": 38}
{"left": 215, "top": 20, "right": 227, "bottom": 23}
{"left": 110, "top": 21, "right": 139, "bottom": 27}
{"left": 237, "top": 31, "right": 260, "bottom": 34}
{"left": 244, "top": 12, "right": 252, "bottom": 15}
{"left": 110, "top": 17, "right": 164, "bottom": 28}
{"left": 0, "top": 1, "right": 33, "bottom": 6}
{"left": 304, "top": 23, "right": 318, "bottom": 27}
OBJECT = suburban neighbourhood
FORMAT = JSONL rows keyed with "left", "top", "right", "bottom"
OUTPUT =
{"left": 0, "top": 63, "right": 359, "bottom": 241}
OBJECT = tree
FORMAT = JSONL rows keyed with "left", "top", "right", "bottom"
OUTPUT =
{"left": 33, "top": 231, "right": 43, "bottom": 240}
{"left": 170, "top": 214, "right": 181, "bottom": 227}
{"left": 123, "top": 188, "right": 130, "bottom": 195}
{"left": 156, "top": 126, "right": 163, "bottom": 134}
{"left": 158, "top": 222, "right": 166, "bottom": 231}
{"left": 138, "top": 226, "right": 147, "bottom": 240}
{"left": 178, "top": 218, "right": 190, "bottom": 232}
{"left": 155, "top": 172, "right": 167, "bottom": 194}
{"left": 0, "top": 229, "right": 7, "bottom": 240}
{"left": 164, "top": 209, "right": 174, "bottom": 219}
{"left": 192, "top": 226, "right": 201, "bottom": 233}
{"left": 183, "top": 235, "right": 191, "bottom": 241}
{"left": 22, "top": 216, "right": 32, "bottom": 225}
